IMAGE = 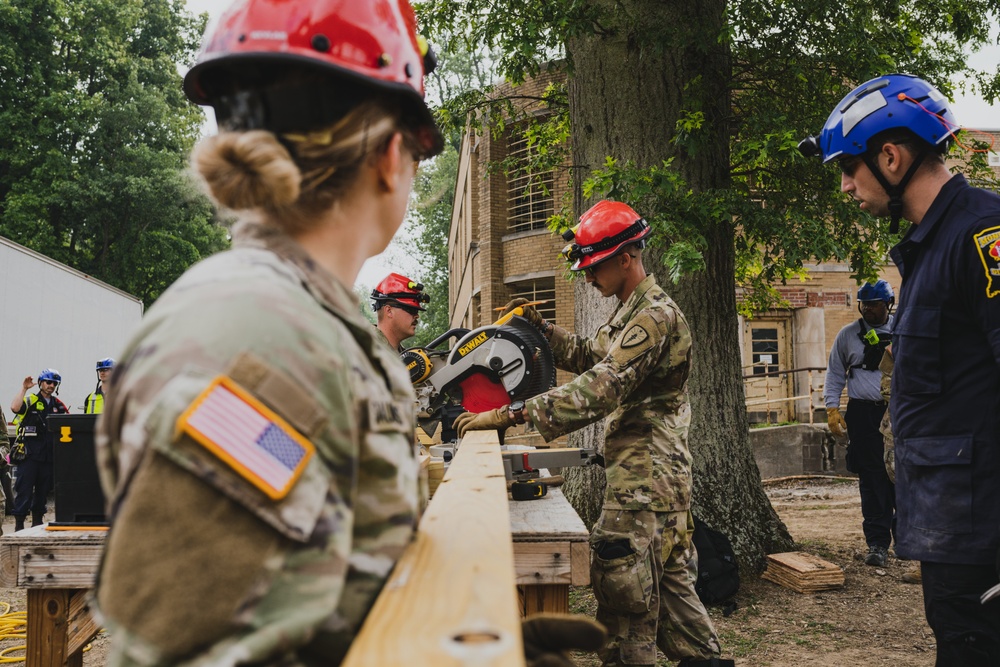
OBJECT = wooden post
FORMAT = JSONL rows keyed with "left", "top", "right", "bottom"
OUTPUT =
{"left": 26, "top": 589, "right": 79, "bottom": 667}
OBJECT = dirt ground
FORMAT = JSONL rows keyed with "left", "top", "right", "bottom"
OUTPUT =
{"left": 0, "top": 477, "right": 933, "bottom": 666}
{"left": 570, "top": 476, "right": 934, "bottom": 666}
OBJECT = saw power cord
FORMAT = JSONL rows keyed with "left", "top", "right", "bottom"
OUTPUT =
{"left": 0, "top": 601, "right": 26, "bottom": 663}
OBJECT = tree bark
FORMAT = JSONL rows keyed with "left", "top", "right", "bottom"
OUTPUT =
{"left": 563, "top": 279, "right": 615, "bottom": 531}
{"left": 564, "top": 0, "right": 793, "bottom": 571}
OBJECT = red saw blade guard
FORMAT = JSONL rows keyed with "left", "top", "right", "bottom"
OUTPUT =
{"left": 457, "top": 373, "right": 511, "bottom": 412}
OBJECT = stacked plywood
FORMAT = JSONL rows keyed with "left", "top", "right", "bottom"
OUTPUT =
{"left": 761, "top": 551, "right": 845, "bottom": 593}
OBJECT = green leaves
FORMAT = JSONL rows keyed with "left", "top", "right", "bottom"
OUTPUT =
{"left": 418, "top": 0, "right": 1000, "bottom": 315}
{"left": 0, "top": 0, "right": 222, "bottom": 305}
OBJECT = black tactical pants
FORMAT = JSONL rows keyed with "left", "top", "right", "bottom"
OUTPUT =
{"left": 845, "top": 399, "right": 895, "bottom": 549}
{"left": 922, "top": 561, "right": 1000, "bottom": 666}
{"left": 12, "top": 457, "right": 53, "bottom": 517}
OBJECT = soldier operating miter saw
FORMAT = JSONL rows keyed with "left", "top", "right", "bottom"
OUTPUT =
{"left": 400, "top": 305, "right": 556, "bottom": 439}
{"left": 400, "top": 304, "right": 600, "bottom": 495}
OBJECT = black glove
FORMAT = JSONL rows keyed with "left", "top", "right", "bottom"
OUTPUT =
{"left": 521, "top": 613, "right": 607, "bottom": 667}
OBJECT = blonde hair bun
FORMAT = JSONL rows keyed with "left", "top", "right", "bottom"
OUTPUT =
{"left": 194, "top": 130, "right": 301, "bottom": 210}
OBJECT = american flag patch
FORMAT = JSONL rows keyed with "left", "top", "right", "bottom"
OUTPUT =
{"left": 176, "top": 376, "right": 315, "bottom": 500}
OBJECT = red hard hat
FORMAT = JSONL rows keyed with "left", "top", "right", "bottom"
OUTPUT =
{"left": 371, "top": 272, "right": 429, "bottom": 311}
{"left": 563, "top": 200, "right": 651, "bottom": 271}
{"left": 184, "top": 0, "right": 443, "bottom": 157}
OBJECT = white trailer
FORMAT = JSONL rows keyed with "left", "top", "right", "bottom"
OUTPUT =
{"left": 0, "top": 236, "right": 144, "bottom": 416}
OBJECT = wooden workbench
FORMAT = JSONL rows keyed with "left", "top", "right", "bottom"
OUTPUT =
{"left": 508, "top": 484, "right": 591, "bottom": 616}
{"left": 0, "top": 525, "right": 104, "bottom": 667}
{"left": 0, "top": 453, "right": 592, "bottom": 664}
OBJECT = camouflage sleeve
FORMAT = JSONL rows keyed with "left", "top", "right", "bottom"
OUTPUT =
{"left": 548, "top": 324, "right": 605, "bottom": 374}
{"left": 878, "top": 347, "right": 893, "bottom": 402}
{"left": 527, "top": 310, "right": 667, "bottom": 441}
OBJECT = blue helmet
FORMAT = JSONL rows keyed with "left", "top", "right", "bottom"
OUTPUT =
{"left": 38, "top": 368, "right": 62, "bottom": 385}
{"left": 803, "top": 74, "right": 956, "bottom": 163}
{"left": 96, "top": 358, "right": 115, "bottom": 371}
{"left": 857, "top": 280, "right": 895, "bottom": 305}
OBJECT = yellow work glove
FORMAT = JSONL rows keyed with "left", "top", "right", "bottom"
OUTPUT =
{"left": 453, "top": 408, "right": 514, "bottom": 438}
{"left": 522, "top": 613, "right": 607, "bottom": 667}
{"left": 500, "top": 298, "right": 547, "bottom": 331}
{"left": 826, "top": 407, "right": 847, "bottom": 437}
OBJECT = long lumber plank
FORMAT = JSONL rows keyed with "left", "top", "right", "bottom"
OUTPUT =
{"left": 342, "top": 431, "right": 524, "bottom": 667}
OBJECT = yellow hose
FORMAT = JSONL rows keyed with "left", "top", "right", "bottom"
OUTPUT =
{"left": 0, "top": 600, "right": 99, "bottom": 662}
{"left": 0, "top": 601, "right": 26, "bottom": 663}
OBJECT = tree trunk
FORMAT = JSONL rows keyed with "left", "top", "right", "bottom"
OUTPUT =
{"left": 564, "top": 280, "right": 615, "bottom": 531}
{"left": 564, "top": 0, "right": 793, "bottom": 571}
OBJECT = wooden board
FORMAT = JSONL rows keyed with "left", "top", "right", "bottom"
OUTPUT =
{"left": 0, "top": 526, "right": 105, "bottom": 588}
{"left": 342, "top": 431, "right": 525, "bottom": 667}
{"left": 761, "top": 551, "right": 845, "bottom": 593}
{"left": 508, "top": 486, "right": 588, "bottom": 542}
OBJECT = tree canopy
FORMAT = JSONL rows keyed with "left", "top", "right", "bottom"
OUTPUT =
{"left": 416, "top": 0, "right": 1000, "bottom": 569}
{"left": 419, "top": 0, "right": 1000, "bottom": 304}
{"left": 401, "top": 34, "right": 499, "bottom": 347}
{"left": 0, "top": 0, "right": 228, "bottom": 304}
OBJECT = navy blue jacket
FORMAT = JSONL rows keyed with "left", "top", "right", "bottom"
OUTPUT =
{"left": 890, "top": 174, "right": 1000, "bottom": 565}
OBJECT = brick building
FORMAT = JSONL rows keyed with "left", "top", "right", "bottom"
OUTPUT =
{"left": 447, "top": 71, "right": 1000, "bottom": 422}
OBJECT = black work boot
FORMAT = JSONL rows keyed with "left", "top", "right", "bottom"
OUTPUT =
{"left": 14, "top": 516, "right": 25, "bottom": 532}
{"left": 865, "top": 545, "right": 889, "bottom": 567}
{"left": 678, "top": 659, "right": 736, "bottom": 667}
{"left": 31, "top": 511, "right": 44, "bottom": 527}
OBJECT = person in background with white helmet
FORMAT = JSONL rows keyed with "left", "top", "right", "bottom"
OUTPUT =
{"left": 9, "top": 369, "right": 68, "bottom": 531}
{"left": 824, "top": 280, "right": 896, "bottom": 568}
{"left": 801, "top": 73, "right": 1000, "bottom": 663}
{"left": 371, "top": 272, "right": 429, "bottom": 351}
{"left": 91, "top": 0, "right": 604, "bottom": 665}
{"left": 83, "top": 358, "right": 114, "bottom": 414}
{"left": 456, "top": 200, "right": 734, "bottom": 667}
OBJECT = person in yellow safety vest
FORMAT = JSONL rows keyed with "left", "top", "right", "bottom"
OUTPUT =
{"left": 83, "top": 358, "right": 114, "bottom": 414}
{"left": 10, "top": 369, "right": 68, "bottom": 530}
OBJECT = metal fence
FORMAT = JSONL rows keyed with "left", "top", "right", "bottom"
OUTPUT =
{"left": 743, "top": 364, "right": 829, "bottom": 426}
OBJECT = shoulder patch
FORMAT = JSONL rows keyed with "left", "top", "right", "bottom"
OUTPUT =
{"left": 621, "top": 324, "right": 650, "bottom": 349}
{"left": 176, "top": 376, "right": 315, "bottom": 501}
{"left": 974, "top": 226, "right": 1000, "bottom": 298}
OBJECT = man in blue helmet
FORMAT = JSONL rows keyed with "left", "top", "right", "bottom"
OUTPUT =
{"left": 83, "top": 358, "right": 114, "bottom": 414}
{"left": 802, "top": 73, "right": 1000, "bottom": 663}
{"left": 824, "top": 280, "right": 896, "bottom": 567}
{"left": 10, "top": 369, "right": 69, "bottom": 531}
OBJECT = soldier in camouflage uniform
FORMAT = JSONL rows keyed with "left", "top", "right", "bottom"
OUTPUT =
{"left": 92, "top": 1, "right": 444, "bottom": 665}
{"left": 370, "top": 273, "right": 429, "bottom": 352}
{"left": 456, "top": 201, "right": 732, "bottom": 667}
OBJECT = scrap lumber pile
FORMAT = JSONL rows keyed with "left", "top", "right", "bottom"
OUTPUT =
{"left": 761, "top": 551, "right": 845, "bottom": 593}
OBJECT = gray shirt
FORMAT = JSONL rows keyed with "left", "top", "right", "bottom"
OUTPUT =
{"left": 824, "top": 315, "right": 894, "bottom": 407}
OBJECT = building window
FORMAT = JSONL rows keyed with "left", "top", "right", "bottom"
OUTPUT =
{"left": 750, "top": 327, "right": 780, "bottom": 375}
{"left": 509, "top": 279, "right": 556, "bottom": 322}
{"left": 506, "top": 127, "right": 554, "bottom": 233}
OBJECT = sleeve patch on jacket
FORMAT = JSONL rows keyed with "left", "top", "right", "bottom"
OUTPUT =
{"left": 176, "top": 376, "right": 315, "bottom": 500}
{"left": 621, "top": 325, "right": 650, "bottom": 349}
{"left": 974, "top": 226, "right": 1000, "bottom": 298}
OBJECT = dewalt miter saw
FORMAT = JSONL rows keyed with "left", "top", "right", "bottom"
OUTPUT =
{"left": 401, "top": 307, "right": 556, "bottom": 432}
